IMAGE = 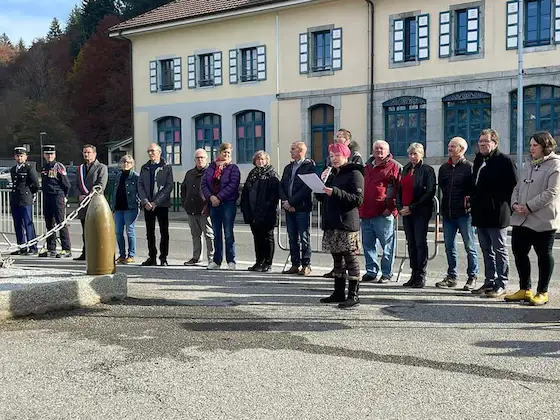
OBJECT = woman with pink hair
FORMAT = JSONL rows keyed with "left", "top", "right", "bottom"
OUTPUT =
{"left": 317, "top": 143, "right": 365, "bottom": 309}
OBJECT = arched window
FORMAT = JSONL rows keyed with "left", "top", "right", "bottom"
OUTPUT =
{"left": 194, "top": 113, "right": 222, "bottom": 160}
{"left": 511, "top": 85, "right": 560, "bottom": 152}
{"left": 443, "top": 91, "right": 491, "bottom": 152}
{"left": 310, "top": 104, "right": 334, "bottom": 167}
{"left": 157, "top": 117, "right": 181, "bottom": 165}
{"left": 236, "top": 110, "right": 265, "bottom": 164}
{"left": 383, "top": 96, "right": 426, "bottom": 157}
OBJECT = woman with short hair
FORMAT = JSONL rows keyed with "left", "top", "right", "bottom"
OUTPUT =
{"left": 240, "top": 150, "right": 279, "bottom": 272}
{"left": 396, "top": 143, "right": 436, "bottom": 288}
{"left": 506, "top": 131, "right": 560, "bottom": 306}
{"left": 112, "top": 154, "right": 140, "bottom": 264}
{"left": 201, "top": 143, "right": 241, "bottom": 270}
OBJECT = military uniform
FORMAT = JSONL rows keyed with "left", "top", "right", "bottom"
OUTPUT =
{"left": 40, "top": 145, "right": 72, "bottom": 258}
{"left": 10, "top": 147, "right": 40, "bottom": 255}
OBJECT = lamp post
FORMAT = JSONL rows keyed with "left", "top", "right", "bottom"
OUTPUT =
{"left": 40, "top": 132, "right": 46, "bottom": 164}
{"left": 516, "top": 0, "right": 524, "bottom": 171}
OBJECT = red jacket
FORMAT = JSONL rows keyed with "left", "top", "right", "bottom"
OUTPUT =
{"left": 359, "top": 155, "right": 402, "bottom": 219}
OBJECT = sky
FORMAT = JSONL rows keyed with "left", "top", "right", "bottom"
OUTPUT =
{"left": 0, "top": 0, "right": 78, "bottom": 47}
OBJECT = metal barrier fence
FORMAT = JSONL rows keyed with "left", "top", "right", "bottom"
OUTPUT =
{"left": 0, "top": 189, "right": 46, "bottom": 237}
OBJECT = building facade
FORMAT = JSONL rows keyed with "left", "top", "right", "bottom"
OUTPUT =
{"left": 109, "top": 0, "right": 560, "bottom": 180}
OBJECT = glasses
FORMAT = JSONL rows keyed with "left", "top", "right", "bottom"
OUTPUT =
{"left": 195, "top": 156, "right": 206, "bottom": 159}
{"left": 147, "top": 149, "right": 158, "bottom": 153}
{"left": 122, "top": 160, "right": 133, "bottom": 164}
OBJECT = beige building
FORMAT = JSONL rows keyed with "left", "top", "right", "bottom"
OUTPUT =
{"left": 109, "top": 0, "right": 560, "bottom": 180}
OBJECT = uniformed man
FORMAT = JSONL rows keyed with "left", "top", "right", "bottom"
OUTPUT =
{"left": 9, "top": 146, "right": 40, "bottom": 255}
{"left": 40, "top": 145, "right": 72, "bottom": 258}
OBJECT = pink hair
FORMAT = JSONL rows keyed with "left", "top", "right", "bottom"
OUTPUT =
{"left": 328, "top": 143, "right": 351, "bottom": 158}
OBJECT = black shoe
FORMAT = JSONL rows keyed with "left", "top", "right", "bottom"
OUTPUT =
{"left": 323, "top": 270, "right": 335, "bottom": 278}
{"left": 411, "top": 281, "right": 425, "bottom": 289}
{"left": 160, "top": 259, "right": 169, "bottom": 266}
{"left": 25, "top": 248, "right": 38, "bottom": 255}
{"left": 10, "top": 249, "right": 25, "bottom": 256}
{"left": 338, "top": 280, "right": 360, "bottom": 309}
{"left": 39, "top": 250, "right": 57, "bottom": 258}
{"left": 320, "top": 276, "right": 346, "bottom": 303}
{"left": 248, "top": 263, "right": 262, "bottom": 271}
{"left": 73, "top": 254, "right": 86, "bottom": 261}
{"left": 141, "top": 258, "right": 157, "bottom": 266}
{"left": 403, "top": 277, "right": 415, "bottom": 287}
{"left": 259, "top": 264, "right": 271, "bottom": 272}
{"left": 361, "top": 273, "right": 377, "bottom": 282}
{"left": 183, "top": 258, "right": 199, "bottom": 266}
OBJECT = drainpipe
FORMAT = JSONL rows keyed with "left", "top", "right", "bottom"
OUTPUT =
{"left": 117, "top": 31, "right": 134, "bottom": 163}
{"left": 275, "top": 13, "right": 281, "bottom": 172}
{"left": 364, "top": 0, "right": 375, "bottom": 156}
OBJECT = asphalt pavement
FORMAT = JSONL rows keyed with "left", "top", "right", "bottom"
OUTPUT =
{"left": 0, "top": 221, "right": 559, "bottom": 419}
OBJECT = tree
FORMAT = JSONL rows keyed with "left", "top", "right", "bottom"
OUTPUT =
{"left": 0, "top": 33, "right": 12, "bottom": 47}
{"left": 16, "top": 39, "right": 26, "bottom": 53}
{"left": 0, "top": 34, "right": 16, "bottom": 64}
{"left": 121, "top": 0, "right": 173, "bottom": 19}
{"left": 80, "top": 0, "right": 119, "bottom": 40}
{"left": 47, "top": 18, "right": 63, "bottom": 41}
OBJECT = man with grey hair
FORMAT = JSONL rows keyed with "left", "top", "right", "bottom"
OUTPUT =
{"left": 180, "top": 149, "right": 215, "bottom": 266}
{"left": 358, "top": 140, "right": 402, "bottom": 282}
{"left": 436, "top": 137, "right": 479, "bottom": 290}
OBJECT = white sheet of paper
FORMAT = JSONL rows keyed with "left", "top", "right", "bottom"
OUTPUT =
{"left": 298, "top": 173, "right": 326, "bottom": 194}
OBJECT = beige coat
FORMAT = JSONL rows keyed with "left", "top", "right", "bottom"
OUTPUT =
{"left": 510, "top": 153, "right": 560, "bottom": 232}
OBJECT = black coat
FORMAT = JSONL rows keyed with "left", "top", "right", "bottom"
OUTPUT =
{"left": 180, "top": 166, "right": 207, "bottom": 215}
{"left": 240, "top": 166, "right": 280, "bottom": 228}
{"left": 438, "top": 159, "right": 474, "bottom": 220}
{"left": 316, "top": 163, "right": 364, "bottom": 232}
{"left": 279, "top": 159, "right": 316, "bottom": 212}
{"left": 10, "top": 163, "right": 39, "bottom": 207}
{"left": 396, "top": 161, "right": 436, "bottom": 217}
{"left": 471, "top": 149, "right": 517, "bottom": 229}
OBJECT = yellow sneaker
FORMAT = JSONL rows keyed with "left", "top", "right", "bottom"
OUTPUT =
{"left": 504, "top": 289, "right": 533, "bottom": 302}
{"left": 529, "top": 292, "right": 549, "bottom": 306}
{"left": 124, "top": 257, "right": 135, "bottom": 264}
{"left": 116, "top": 257, "right": 126, "bottom": 264}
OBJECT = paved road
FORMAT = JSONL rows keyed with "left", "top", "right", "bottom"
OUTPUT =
{"left": 0, "top": 221, "right": 559, "bottom": 419}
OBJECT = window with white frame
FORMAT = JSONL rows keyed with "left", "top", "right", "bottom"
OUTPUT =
{"left": 392, "top": 14, "right": 429, "bottom": 64}
{"left": 506, "top": 0, "right": 560, "bottom": 50}
{"left": 187, "top": 52, "right": 223, "bottom": 89}
{"left": 229, "top": 45, "right": 266, "bottom": 84}
{"left": 149, "top": 57, "right": 182, "bottom": 93}
{"left": 299, "top": 26, "right": 342, "bottom": 74}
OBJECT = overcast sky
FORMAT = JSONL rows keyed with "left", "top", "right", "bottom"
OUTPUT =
{"left": 1, "top": 0, "right": 78, "bottom": 47}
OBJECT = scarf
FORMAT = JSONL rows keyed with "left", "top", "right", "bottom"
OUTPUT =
{"left": 246, "top": 165, "right": 274, "bottom": 187}
{"left": 213, "top": 156, "right": 227, "bottom": 180}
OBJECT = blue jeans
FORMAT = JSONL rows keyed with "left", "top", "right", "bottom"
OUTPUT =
{"left": 114, "top": 209, "right": 139, "bottom": 258}
{"left": 477, "top": 227, "right": 509, "bottom": 289}
{"left": 443, "top": 215, "right": 479, "bottom": 278}
{"left": 286, "top": 211, "right": 311, "bottom": 267}
{"left": 210, "top": 201, "right": 236, "bottom": 265}
{"left": 361, "top": 216, "right": 395, "bottom": 278}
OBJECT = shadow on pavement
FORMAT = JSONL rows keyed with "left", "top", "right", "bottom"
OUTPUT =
{"left": 475, "top": 340, "right": 560, "bottom": 358}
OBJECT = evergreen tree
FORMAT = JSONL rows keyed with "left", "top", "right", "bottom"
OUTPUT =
{"left": 47, "top": 18, "right": 63, "bottom": 41}
{"left": 121, "top": 0, "right": 172, "bottom": 19}
{"left": 0, "top": 33, "right": 12, "bottom": 46}
{"left": 16, "top": 39, "right": 26, "bottom": 53}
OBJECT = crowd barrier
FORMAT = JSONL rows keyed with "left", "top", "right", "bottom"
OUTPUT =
{"left": 275, "top": 196, "right": 442, "bottom": 281}
{"left": 0, "top": 189, "right": 46, "bottom": 242}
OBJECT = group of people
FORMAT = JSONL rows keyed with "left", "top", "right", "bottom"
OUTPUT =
{"left": 8, "top": 127, "right": 559, "bottom": 309}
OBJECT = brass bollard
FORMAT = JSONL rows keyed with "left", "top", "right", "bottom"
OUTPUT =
{"left": 85, "top": 192, "right": 116, "bottom": 275}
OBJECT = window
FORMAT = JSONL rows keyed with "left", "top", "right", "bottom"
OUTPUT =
{"left": 195, "top": 114, "right": 222, "bottom": 160}
{"left": 236, "top": 111, "right": 265, "bottom": 164}
{"left": 383, "top": 96, "right": 427, "bottom": 157}
{"left": 444, "top": 92, "right": 491, "bottom": 152}
{"left": 198, "top": 54, "right": 214, "bottom": 87}
{"left": 160, "top": 59, "right": 174, "bottom": 91}
{"left": 511, "top": 85, "right": 560, "bottom": 152}
{"left": 157, "top": 117, "right": 181, "bottom": 165}
{"left": 313, "top": 31, "right": 332, "bottom": 71}
{"left": 299, "top": 27, "right": 342, "bottom": 74}
{"left": 455, "top": 10, "right": 468, "bottom": 54}
{"left": 310, "top": 104, "right": 335, "bottom": 168}
{"left": 404, "top": 17, "right": 417, "bottom": 61}
{"left": 525, "top": 0, "right": 551, "bottom": 47}
{"left": 240, "top": 48, "right": 258, "bottom": 82}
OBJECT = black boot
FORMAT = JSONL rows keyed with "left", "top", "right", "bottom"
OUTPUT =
{"left": 320, "top": 276, "right": 346, "bottom": 303}
{"left": 338, "top": 280, "right": 360, "bottom": 309}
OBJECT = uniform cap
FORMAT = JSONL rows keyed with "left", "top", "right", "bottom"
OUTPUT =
{"left": 14, "top": 146, "right": 27, "bottom": 155}
{"left": 43, "top": 145, "right": 56, "bottom": 153}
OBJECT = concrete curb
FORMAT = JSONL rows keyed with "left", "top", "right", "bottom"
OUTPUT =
{"left": 0, "top": 273, "right": 127, "bottom": 321}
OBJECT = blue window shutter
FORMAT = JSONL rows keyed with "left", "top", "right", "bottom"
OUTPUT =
{"left": 150, "top": 60, "right": 158, "bottom": 92}
{"left": 466, "top": 8, "right": 480, "bottom": 54}
{"left": 439, "top": 12, "right": 451, "bottom": 57}
{"left": 393, "top": 19, "right": 404, "bottom": 62}
{"left": 257, "top": 45, "right": 267, "bottom": 81}
{"left": 554, "top": 0, "right": 560, "bottom": 44}
{"left": 299, "top": 33, "right": 309, "bottom": 74}
{"left": 187, "top": 55, "right": 196, "bottom": 89}
{"left": 173, "top": 57, "right": 182, "bottom": 90}
{"left": 229, "top": 49, "right": 238, "bottom": 84}
{"left": 332, "top": 28, "right": 343, "bottom": 70}
{"left": 417, "top": 14, "right": 430, "bottom": 60}
{"left": 506, "top": 1, "right": 519, "bottom": 50}
{"left": 213, "top": 52, "right": 223, "bottom": 86}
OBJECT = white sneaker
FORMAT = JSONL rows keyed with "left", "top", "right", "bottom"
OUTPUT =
{"left": 207, "top": 262, "right": 220, "bottom": 270}
{"left": 228, "top": 262, "right": 236, "bottom": 270}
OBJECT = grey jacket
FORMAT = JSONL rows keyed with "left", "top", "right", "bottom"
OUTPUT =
{"left": 75, "top": 160, "right": 108, "bottom": 219}
{"left": 138, "top": 159, "right": 174, "bottom": 208}
{"left": 511, "top": 153, "right": 560, "bottom": 232}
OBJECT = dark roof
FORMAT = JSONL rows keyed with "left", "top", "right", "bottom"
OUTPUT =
{"left": 109, "top": 0, "right": 290, "bottom": 33}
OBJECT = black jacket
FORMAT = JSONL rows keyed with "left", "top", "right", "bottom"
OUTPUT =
{"left": 471, "top": 149, "right": 517, "bottom": 229}
{"left": 316, "top": 163, "right": 364, "bottom": 232}
{"left": 396, "top": 161, "right": 436, "bottom": 217}
{"left": 279, "top": 159, "right": 316, "bottom": 212}
{"left": 180, "top": 166, "right": 207, "bottom": 215}
{"left": 438, "top": 159, "right": 473, "bottom": 220}
{"left": 240, "top": 165, "right": 280, "bottom": 228}
{"left": 41, "top": 161, "right": 71, "bottom": 196}
{"left": 10, "top": 163, "right": 39, "bottom": 207}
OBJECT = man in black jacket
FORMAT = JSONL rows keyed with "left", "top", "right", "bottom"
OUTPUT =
{"left": 180, "top": 148, "right": 214, "bottom": 266}
{"left": 470, "top": 129, "right": 517, "bottom": 298}
{"left": 435, "top": 137, "right": 479, "bottom": 291}
{"left": 279, "top": 141, "right": 316, "bottom": 275}
{"left": 9, "top": 147, "right": 40, "bottom": 255}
